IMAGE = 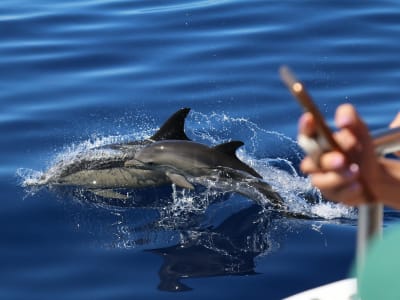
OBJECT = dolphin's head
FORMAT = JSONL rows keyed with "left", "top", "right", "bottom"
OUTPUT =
{"left": 134, "top": 142, "right": 166, "bottom": 165}
{"left": 135, "top": 141, "right": 183, "bottom": 167}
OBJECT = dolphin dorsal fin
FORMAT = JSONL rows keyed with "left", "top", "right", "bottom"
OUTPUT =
{"left": 213, "top": 141, "right": 263, "bottom": 179}
{"left": 212, "top": 141, "right": 244, "bottom": 157}
{"left": 149, "top": 108, "right": 191, "bottom": 141}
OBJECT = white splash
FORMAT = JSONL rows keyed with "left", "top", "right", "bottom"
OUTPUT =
{"left": 17, "top": 110, "right": 355, "bottom": 221}
{"left": 17, "top": 129, "right": 152, "bottom": 188}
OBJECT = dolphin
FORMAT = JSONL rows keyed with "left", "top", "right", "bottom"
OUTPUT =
{"left": 26, "top": 108, "right": 192, "bottom": 199}
{"left": 129, "top": 140, "right": 285, "bottom": 208}
{"left": 25, "top": 108, "right": 284, "bottom": 209}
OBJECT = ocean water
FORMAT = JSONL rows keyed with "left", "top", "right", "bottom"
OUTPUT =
{"left": 2, "top": 1, "right": 400, "bottom": 299}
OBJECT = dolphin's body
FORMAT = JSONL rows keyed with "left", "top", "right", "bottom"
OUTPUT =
{"left": 131, "top": 140, "right": 284, "bottom": 208}
{"left": 28, "top": 108, "right": 192, "bottom": 198}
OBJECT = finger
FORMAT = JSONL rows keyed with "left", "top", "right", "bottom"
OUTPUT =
{"left": 334, "top": 104, "right": 377, "bottom": 165}
{"left": 335, "top": 103, "right": 360, "bottom": 129}
{"left": 321, "top": 181, "right": 364, "bottom": 206}
{"left": 331, "top": 129, "right": 364, "bottom": 164}
{"left": 300, "top": 156, "right": 321, "bottom": 173}
{"left": 310, "top": 166, "right": 359, "bottom": 191}
{"left": 298, "top": 112, "right": 317, "bottom": 137}
{"left": 389, "top": 112, "right": 400, "bottom": 157}
{"left": 389, "top": 112, "right": 400, "bottom": 128}
{"left": 335, "top": 104, "right": 371, "bottom": 145}
{"left": 319, "top": 152, "right": 346, "bottom": 171}
{"left": 300, "top": 151, "right": 347, "bottom": 174}
{"left": 333, "top": 129, "right": 359, "bottom": 153}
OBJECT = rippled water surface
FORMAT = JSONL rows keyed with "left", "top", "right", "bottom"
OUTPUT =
{"left": 2, "top": 1, "right": 400, "bottom": 299}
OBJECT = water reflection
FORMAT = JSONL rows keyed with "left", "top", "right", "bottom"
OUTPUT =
{"left": 149, "top": 204, "right": 269, "bottom": 291}
{"left": 59, "top": 185, "right": 284, "bottom": 291}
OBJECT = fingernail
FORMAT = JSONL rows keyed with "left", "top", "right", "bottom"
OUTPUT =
{"left": 299, "top": 114, "right": 309, "bottom": 130}
{"left": 343, "top": 163, "right": 359, "bottom": 179}
{"left": 349, "top": 163, "right": 359, "bottom": 174}
{"left": 337, "top": 115, "right": 353, "bottom": 127}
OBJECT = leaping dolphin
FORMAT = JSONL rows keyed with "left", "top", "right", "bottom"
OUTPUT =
{"left": 25, "top": 108, "right": 192, "bottom": 199}
{"left": 23, "top": 108, "right": 284, "bottom": 209}
{"left": 129, "top": 140, "right": 284, "bottom": 209}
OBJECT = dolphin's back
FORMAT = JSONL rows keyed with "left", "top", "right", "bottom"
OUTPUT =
{"left": 135, "top": 140, "right": 262, "bottom": 179}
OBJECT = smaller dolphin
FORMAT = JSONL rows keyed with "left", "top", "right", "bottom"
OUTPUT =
{"left": 128, "top": 140, "right": 284, "bottom": 208}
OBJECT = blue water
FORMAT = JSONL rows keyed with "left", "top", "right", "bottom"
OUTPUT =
{"left": 2, "top": 1, "right": 400, "bottom": 299}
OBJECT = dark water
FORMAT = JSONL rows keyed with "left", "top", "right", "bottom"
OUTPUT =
{"left": 2, "top": 1, "right": 400, "bottom": 299}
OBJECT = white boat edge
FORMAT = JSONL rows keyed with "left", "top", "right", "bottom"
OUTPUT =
{"left": 282, "top": 278, "right": 357, "bottom": 300}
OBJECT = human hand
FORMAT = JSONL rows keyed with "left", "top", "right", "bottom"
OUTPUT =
{"left": 298, "top": 104, "right": 382, "bottom": 206}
